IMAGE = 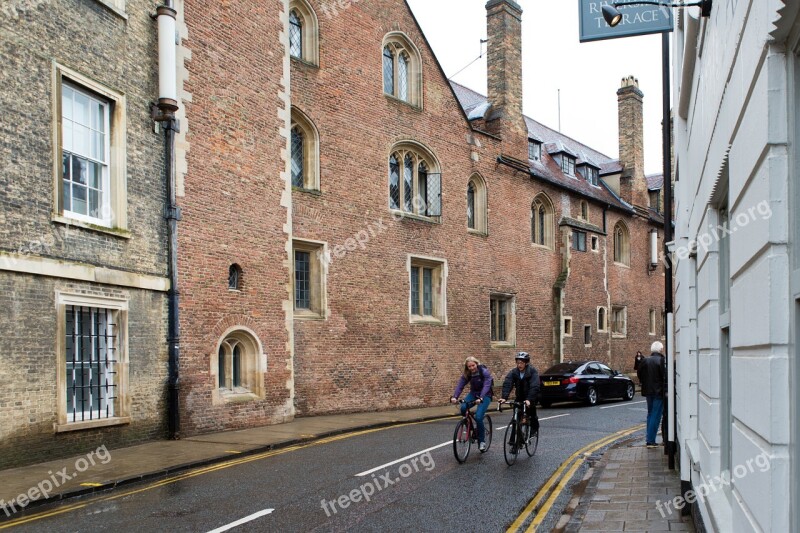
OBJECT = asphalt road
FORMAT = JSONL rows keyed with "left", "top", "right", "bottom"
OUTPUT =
{"left": 9, "top": 396, "right": 647, "bottom": 532}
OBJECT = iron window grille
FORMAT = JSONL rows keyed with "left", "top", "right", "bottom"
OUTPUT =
{"left": 65, "top": 305, "right": 118, "bottom": 422}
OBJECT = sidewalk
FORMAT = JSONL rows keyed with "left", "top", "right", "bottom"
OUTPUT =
{"left": 1, "top": 406, "right": 694, "bottom": 532}
{"left": 560, "top": 436, "right": 697, "bottom": 532}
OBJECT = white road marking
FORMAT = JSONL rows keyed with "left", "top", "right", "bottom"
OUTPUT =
{"left": 600, "top": 400, "right": 646, "bottom": 409}
{"left": 206, "top": 508, "right": 274, "bottom": 532}
{"left": 354, "top": 413, "right": 570, "bottom": 477}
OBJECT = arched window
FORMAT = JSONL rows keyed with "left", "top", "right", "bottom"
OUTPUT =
{"left": 613, "top": 221, "right": 631, "bottom": 266}
{"left": 228, "top": 263, "right": 242, "bottom": 290}
{"left": 215, "top": 329, "right": 264, "bottom": 401}
{"left": 467, "top": 174, "right": 487, "bottom": 233}
{"left": 290, "top": 108, "right": 319, "bottom": 190}
{"left": 597, "top": 307, "right": 607, "bottom": 331}
{"left": 531, "top": 194, "right": 554, "bottom": 249}
{"left": 382, "top": 33, "right": 422, "bottom": 106}
{"left": 388, "top": 143, "right": 440, "bottom": 217}
{"left": 288, "top": 0, "right": 319, "bottom": 65}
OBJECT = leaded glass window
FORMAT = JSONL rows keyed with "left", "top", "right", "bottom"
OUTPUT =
{"left": 294, "top": 250, "right": 310, "bottom": 309}
{"left": 467, "top": 182, "right": 475, "bottom": 229}
{"left": 383, "top": 46, "right": 394, "bottom": 95}
{"left": 291, "top": 126, "right": 304, "bottom": 187}
{"left": 398, "top": 52, "right": 409, "bottom": 101}
{"left": 289, "top": 10, "right": 303, "bottom": 58}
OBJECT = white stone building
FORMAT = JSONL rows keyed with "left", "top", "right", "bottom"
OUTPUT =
{"left": 672, "top": 2, "right": 800, "bottom": 531}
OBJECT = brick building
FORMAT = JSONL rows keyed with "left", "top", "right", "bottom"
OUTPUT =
{"left": 174, "top": 0, "right": 666, "bottom": 432}
{"left": 0, "top": 0, "right": 169, "bottom": 468}
{"left": 0, "top": 0, "right": 667, "bottom": 466}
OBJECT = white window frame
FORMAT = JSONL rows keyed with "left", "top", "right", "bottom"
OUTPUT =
{"left": 53, "top": 64, "right": 127, "bottom": 232}
{"left": 561, "top": 155, "right": 576, "bottom": 176}
{"left": 56, "top": 292, "right": 130, "bottom": 432}
{"left": 288, "top": 0, "right": 319, "bottom": 65}
{"left": 528, "top": 139, "right": 541, "bottom": 161}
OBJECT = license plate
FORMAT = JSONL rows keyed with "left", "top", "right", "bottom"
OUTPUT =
{"left": 544, "top": 381, "right": 560, "bottom": 386}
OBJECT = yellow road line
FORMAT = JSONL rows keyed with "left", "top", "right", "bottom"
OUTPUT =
{"left": 0, "top": 417, "right": 453, "bottom": 529}
{"left": 506, "top": 424, "right": 644, "bottom": 533}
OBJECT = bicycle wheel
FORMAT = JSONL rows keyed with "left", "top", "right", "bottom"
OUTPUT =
{"left": 525, "top": 424, "right": 539, "bottom": 457}
{"left": 503, "top": 421, "right": 518, "bottom": 465}
{"left": 481, "top": 414, "right": 493, "bottom": 452}
{"left": 453, "top": 419, "right": 471, "bottom": 463}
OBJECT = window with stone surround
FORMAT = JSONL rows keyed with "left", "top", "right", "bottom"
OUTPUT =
{"left": 213, "top": 328, "right": 265, "bottom": 404}
{"left": 490, "top": 293, "right": 515, "bottom": 345}
{"left": 613, "top": 221, "right": 631, "bottom": 266}
{"left": 597, "top": 307, "right": 607, "bottom": 331}
{"left": 288, "top": 0, "right": 319, "bottom": 65}
{"left": 389, "top": 144, "right": 440, "bottom": 218}
{"left": 531, "top": 193, "right": 554, "bottom": 248}
{"left": 56, "top": 292, "right": 129, "bottom": 432}
{"left": 467, "top": 173, "right": 487, "bottom": 234}
{"left": 382, "top": 33, "right": 422, "bottom": 106}
{"left": 291, "top": 108, "right": 319, "bottom": 191}
{"left": 409, "top": 255, "right": 446, "bottom": 323}
{"left": 572, "top": 230, "right": 587, "bottom": 252}
{"left": 55, "top": 66, "right": 127, "bottom": 231}
{"left": 611, "top": 305, "right": 627, "bottom": 337}
{"left": 293, "top": 239, "right": 327, "bottom": 319}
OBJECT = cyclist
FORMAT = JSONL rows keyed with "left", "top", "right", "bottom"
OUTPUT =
{"left": 450, "top": 356, "right": 494, "bottom": 452}
{"left": 498, "top": 352, "right": 540, "bottom": 444}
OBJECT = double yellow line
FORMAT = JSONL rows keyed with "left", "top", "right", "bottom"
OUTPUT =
{"left": 506, "top": 423, "right": 645, "bottom": 533}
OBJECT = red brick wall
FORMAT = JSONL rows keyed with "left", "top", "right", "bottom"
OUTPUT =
{"left": 178, "top": 0, "right": 291, "bottom": 435}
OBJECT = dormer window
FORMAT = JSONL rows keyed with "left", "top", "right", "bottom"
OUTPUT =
{"left": 561, "top": 155, "right": 576, "bottom": 176}
{"left": 583, "top": 165, "right": 599, "bottom": 186}
{"left": 528, "top": 140, "right": 541, "bottom": 161}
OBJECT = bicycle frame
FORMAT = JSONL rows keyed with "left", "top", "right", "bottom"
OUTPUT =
{"left": 452, "top": 399, "right": 492, "bottom": 463}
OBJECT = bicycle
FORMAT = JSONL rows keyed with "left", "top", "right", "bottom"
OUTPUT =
{"left": 498, "top": 400, "right": 539, "bottom": 465}
{"left": 452, "top": 399, "right": 493, "bottom": 463}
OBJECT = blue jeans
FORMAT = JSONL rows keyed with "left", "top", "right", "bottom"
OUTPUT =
{"left": 646, "top": 395, "right": 664, "bottom": 444}
{"left": 461, "top": 392, "right": 490, "bottom": 443}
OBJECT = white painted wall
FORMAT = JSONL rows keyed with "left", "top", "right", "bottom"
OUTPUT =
{"left": 672, "top": 1, "right": 798, "bottom": 531}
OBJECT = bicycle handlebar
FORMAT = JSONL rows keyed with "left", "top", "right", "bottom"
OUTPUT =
{"left": 496, "top": 400, "right": 526, "bottom": 412}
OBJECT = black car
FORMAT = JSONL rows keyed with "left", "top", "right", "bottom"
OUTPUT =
{"left": 538, "top": 360, "right": 635, "bottom": 407}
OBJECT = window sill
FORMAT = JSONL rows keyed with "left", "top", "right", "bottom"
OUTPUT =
{"left": 391, "top": 209, "right": 440, "bottom": 224}
{"left": 491, "top": 341, "right": 516, "bottom": 349}
{"left": 611, "top": 333, "right": 627, "bottom": 339}
{"left": 467, "top": 228, "right": 488, "bottom": 237}
{"left": 290, "top": 56, "right": 319, "bottom": 69}
{"left": 384, "top": 93, "right": 422, "bottom": 111}
{"left": 294, "top": 309, "right": 326, "bottom": 320}
{"left": 410, "top": 315, "right": 445, "bottom": 325}
{"left": 531, "top": 243, "right": 553, "bottom": 251}
{"left": 92, "top": 0, "right": 128, "bottom": 20}
{"left": 292, "top": 186, "right": 322, "bottom": 196}
{"left": 53, "top": 215, "right": 131, "bottom": 239}
{"left": 55, "top": 416, "right": 131, "bottom": 433}
{"left": 219, "top": 389, "right": 260, "bottom": 404}
{"left": 613, "top": 261, "right": 630, "bottom": 269}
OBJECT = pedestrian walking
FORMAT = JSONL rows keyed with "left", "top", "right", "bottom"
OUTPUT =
{"left": 633, "top": 350, "right": 645, "bottom": 371}
{"left": 637, "top": 341, "right": 665, "bottom": 448}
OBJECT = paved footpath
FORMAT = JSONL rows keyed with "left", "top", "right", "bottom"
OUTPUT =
{"left": 561, "top": 442, "right": 697, "bottom": 532}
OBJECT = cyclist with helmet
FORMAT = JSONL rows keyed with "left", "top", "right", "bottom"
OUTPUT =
{"left": 498, "top": 352, "right": 540, "bottom": 442}
{"left": 450, "top": 356, "right": 494, "bottom": 452}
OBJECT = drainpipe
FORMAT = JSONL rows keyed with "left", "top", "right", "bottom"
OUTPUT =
{"left": 152, "top": 1, "right": 181, "bottom": 439}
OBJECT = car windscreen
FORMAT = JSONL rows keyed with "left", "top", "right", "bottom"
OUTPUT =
{"left": 543, "top": 363, "right": 581, "bottom": 374}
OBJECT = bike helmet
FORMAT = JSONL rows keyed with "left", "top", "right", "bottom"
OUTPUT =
{"left": 515, "top": 352, "right": 530, "bottom": 362}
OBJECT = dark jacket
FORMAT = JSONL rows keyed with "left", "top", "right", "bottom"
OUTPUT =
{"left": 453, "top": 365, "right": 494, "bottom": 399}
{"left": 633, "top": 353, "right": 645, "bottom": 371}
{"left": 501, "top": 365, "right": 540, "bottom": 402}
{"left": 637, "top": 352, "right": 665, "bottom": 396}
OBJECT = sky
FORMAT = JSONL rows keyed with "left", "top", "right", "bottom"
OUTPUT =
{"left": 405, "top": 0, "right": 669, "bottom": 176}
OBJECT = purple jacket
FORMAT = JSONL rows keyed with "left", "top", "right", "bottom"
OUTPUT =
{"left": 453, "top": 365, "right": 494, "bottom": 399}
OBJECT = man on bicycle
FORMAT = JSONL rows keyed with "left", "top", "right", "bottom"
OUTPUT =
{"left": 498, "top": 352, "right": 540, "bottom": 443}
{"left": 450, "top": 356, "right": 493, "bottom": 452}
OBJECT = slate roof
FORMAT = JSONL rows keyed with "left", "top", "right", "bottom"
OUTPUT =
{"left": 646, "top": 173, "right": 664, "bottom": 191}
{"left": 450, "top": 81, "right": 632, "bottom": 212}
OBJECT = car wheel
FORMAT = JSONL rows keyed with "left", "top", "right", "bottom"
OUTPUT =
{"left": 623, "top": 382, "right": 635, "bottom": 401}
{"left": 586, "top": 386, "right": 598, "bottom": 406}
{"left": 540, "top": 401, "right": 552, "bottom": 408}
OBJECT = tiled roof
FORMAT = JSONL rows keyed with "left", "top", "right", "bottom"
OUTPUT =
{"left": 450, "top": 81, "right": 631, "bottom": 212}
{"left": 646, "top": 173, "right": 664, "bottom": 190}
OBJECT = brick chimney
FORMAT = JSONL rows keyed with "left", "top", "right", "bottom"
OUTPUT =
{"left": 485, "top": 0, "right": 528, "bottom": 162}
{"left": 617, "top": 76, "right": 648, "bottom": 208}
